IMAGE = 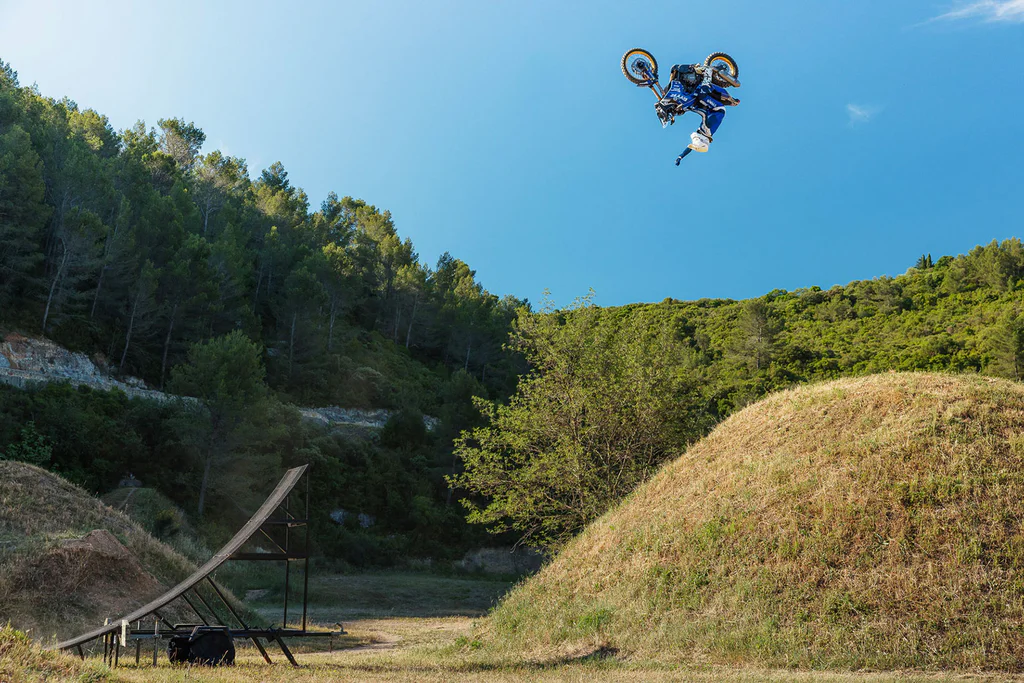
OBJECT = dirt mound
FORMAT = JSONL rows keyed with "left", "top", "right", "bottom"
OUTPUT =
{"left": 485, "top": 373, "right": 1024, "bottom": 670}
{"left": 39, "top": 529, "right": 163, "bottom": 595}
{"left": 7, "top": 530, "right": 179, "bottom": 641}
{"left": 0, "top": 462, "right": 196, "bottom": 642}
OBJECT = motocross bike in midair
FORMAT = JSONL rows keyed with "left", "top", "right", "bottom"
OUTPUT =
{"left": 621, "top": 49, "right": 741, "bottom": 165}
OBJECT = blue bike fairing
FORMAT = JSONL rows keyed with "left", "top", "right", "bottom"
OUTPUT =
{"left": 665, "top": 80, "right": 698, "bottom": 108}
{"left": 666, "top": 81, "right": 730, "bottom": 111}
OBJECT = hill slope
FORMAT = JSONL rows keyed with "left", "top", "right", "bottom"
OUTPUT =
{"left": 485, "top": 373, "right": 1024, "bottom": 670}
{"left": 0, "top": 461, "right": 200, "bottom": 642}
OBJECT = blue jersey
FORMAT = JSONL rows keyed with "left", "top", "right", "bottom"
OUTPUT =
{"left": 665, "top": 80, "right": 730, "bottom": 111}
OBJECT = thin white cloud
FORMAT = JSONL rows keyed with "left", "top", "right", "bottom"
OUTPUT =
{"left": 847, "top": 104, "right": 881, "bottom": 125}
{"left": 933, "top": 0, "right": 1024, "bottom": 22}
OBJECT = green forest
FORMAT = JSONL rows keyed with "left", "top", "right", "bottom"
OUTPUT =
{"left": 3, "top": 57, "right": 1024, "bottom": 563}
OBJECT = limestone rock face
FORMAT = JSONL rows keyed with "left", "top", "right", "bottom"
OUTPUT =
{"left": 0, "top": 333, "right": 439, "bottom": 429}
{"left": 300, "top": 406, "right": 440, "bottom": 432}
{"left": 0, "top": 334, "right": 166, "bottom": 400}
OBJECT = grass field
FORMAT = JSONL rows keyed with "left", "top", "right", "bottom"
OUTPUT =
{"left": 29, "top": 571, "right": 1024, "bottom": 682}
{"left": 48, "top": 614, "right": 1024, "bottom": 683}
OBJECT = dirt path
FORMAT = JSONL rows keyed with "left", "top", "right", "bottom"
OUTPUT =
{"left": 331, "top": 616, "right": 474, "bottom": 653}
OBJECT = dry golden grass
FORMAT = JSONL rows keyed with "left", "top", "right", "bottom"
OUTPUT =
{"left": 43, "top": 618, "right": 1024, "bottom": 682}
{"left": 484, "top": 373, "right": 1024, "bottom": 670}
{"left": 0, "top": 624, "right": 110, "bottom": 682}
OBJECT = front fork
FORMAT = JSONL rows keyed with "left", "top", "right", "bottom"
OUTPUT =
{"left": 642, "top": 72, "right": 674, "bottom": 127}
{"left": 636, "top": 64, "right": 666, "bottom": 100}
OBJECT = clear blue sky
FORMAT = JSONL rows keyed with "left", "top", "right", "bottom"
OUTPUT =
{"left": 2, "top": 0, "right": 1021, "bottom": 307}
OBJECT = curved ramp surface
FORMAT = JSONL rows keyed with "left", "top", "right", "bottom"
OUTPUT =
{"left": 55, "top": 465, "right": 308, "bottom": 651}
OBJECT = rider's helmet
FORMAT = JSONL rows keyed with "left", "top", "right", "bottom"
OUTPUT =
{"left": 670, "top": 64, "right": 701, "bottom": 90}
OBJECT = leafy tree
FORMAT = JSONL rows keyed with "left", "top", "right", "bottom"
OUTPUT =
{"left": 192, "top": 150, "right": 248, "bottom": 236}
{"left": 41, "top": 207, "right": 105, "bottom": 331}
{"left": 450, "top": 293, "right": 699, "bottom": 551}
{"left": 730, "top": 297, "right": 781, "bottom": 372}
{"left": 0, "top": 124, "right": 49, "bottom": 306}
{"left": 168, "top": 331, "right": 269, "bottom": 515}
{"left": 985, "top": 310, "right": 1024, "bottom": 380}
{"left": 0, "top": 60, "right": 18, "bottom": 89}
{"left": 118, "top": 259, "right": 160, "bottom": 371}
{"left": 1, "top": 422, "right": 52, "bottom": 466}
{"left": 157, "top": 117, "right": 206, "bottom": 173}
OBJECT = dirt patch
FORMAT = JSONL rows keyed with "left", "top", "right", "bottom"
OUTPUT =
{"left": 4, "top": 529, "right": 187, "bottom": 641}
{"left": 37, "top": 529, "right": 164, "bottom": 596}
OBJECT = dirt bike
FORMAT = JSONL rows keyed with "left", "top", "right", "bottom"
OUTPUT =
{"left": 621, "top": 49, "right": 740, "bottom": 97}
{"left": 621, "top": 49, "right": 741, "bottom": 163}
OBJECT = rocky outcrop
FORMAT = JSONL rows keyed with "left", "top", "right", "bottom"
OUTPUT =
{"left": 0, "top": 334, "right": 439, "bottom": 431}
{"left": 0, "top": 334, "right": 172, "bottom": 402}
{"left": 329, "top": 508, "right": 376, "bottom": 528}
{"left": 299, "top": 406, "right": 440, "bottom": 432}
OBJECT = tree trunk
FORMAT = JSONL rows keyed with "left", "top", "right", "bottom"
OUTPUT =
{"left": 253, "top": 262, "right": 264, "bottom": 312}
{"left": 90, "top": 207, "right": 118, "bottom": 319}
{"left": 197, "top": 444, "right": 214, "bottom": 516}
{"left": 42, "top": 240, "right": 68, "bottom": 332}
{"left": 90, "top": 264, "right": 105, "bottom": 319}
{"left": 405, "top": 296, "right": 418, "bottom": 348}
{"left": 160, "top": 303, "right": 178, "bottom": 389}
{"left": 289, "top": 312, "right": 297, "bottom": 376}
{"left": 464, "top": 339, "right": 472, "bottom": 372}
{"left": 328, "top": 299, "right": 337, "bottom": 352}
{"left": 119, "top": 285, "right": 143, "bottom": 371}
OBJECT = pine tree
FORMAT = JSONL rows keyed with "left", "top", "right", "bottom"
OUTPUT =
{"left": 0, "top": 125, "right": 50, "bottom": 305}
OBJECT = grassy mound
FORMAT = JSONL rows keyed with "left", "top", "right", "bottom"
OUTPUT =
{"left": 0, "top": 461, "right": 199, "bottom": 643}
{"left": 485, "top": 373, "right": 1024, "bottom": 670}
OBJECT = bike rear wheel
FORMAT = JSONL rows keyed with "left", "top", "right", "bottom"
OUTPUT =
{"left": 621, "top": 48, "right": 658, "bottom": 85}
{"left": 704, "top": 52, "right": 739, "bottom": 86}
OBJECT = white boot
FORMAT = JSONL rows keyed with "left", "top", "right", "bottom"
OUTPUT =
{"left": 688, "top": 131, "right": 710, "bottom": 153}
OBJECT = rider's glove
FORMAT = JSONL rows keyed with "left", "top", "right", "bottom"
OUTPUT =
{"left": 654, "top": 101, "right": 676, "bottom": 127}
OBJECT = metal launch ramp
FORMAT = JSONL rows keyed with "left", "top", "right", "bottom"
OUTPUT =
{"left": 54, "top": 464, "right": 339, "bottom": 666}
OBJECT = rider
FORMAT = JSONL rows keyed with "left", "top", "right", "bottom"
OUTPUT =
{"left": 656, "top": 62, "right": 739, "bottom": 154}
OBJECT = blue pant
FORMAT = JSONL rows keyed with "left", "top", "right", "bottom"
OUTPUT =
{"left": 695, "top": 107, "right": 725, "bottom": 138}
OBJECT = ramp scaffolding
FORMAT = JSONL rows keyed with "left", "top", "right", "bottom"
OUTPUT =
{"left": 53, "top": 464, "right": 340, "bottom": 666}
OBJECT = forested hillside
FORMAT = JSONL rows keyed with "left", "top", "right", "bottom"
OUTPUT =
{"left": 0, "top": 57, "right": 522, "bottom": 563}
{"left": 0, "top": 59, "right": 523, "bottom": 408}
